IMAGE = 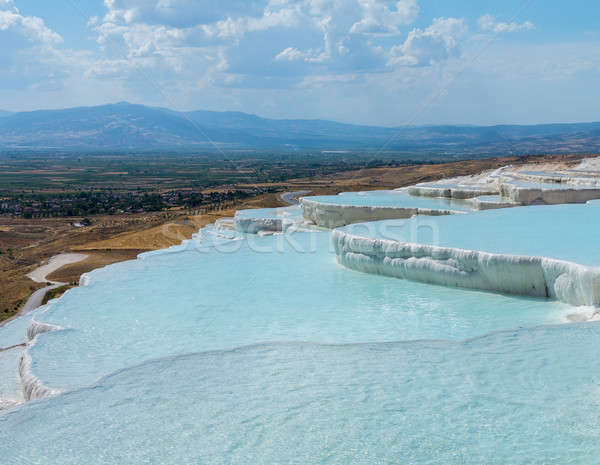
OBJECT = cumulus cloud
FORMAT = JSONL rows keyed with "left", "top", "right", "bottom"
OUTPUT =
{"left": 275, "top": 47, "right": 307, "bottom": 61}
{"left": 0, "top": 0, "right": 70, "bottom": 94}
{"left": 102, "top": 0, "right": 266, "bottom": 28}
{"left": 95, "top": 21, "right": 185, "bottom": 58}
{"left": 201, "top": 7, "right": 300, "bottom": 40}
{"left": 478, "top": 14, "right": 534, "bottom": 34}
{"left": 0, "top": 0, "right": 62, "bottom": 43}
{"left": 350, "top": 0, "right": 419, "bottom": 34}
{"left": 0, "top": 0, "right": 481, "bottom": 112}
{"left": 93, "top": 0, "right": 420, "bottom": 81}
{"left": 389, "top": 17, "right": 467, "bottom": 66}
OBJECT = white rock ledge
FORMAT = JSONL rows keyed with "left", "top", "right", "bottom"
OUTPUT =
{"left": 18, "top": 351, "right": 61, "bottom": 401}
{"left": 471, "top": 196, "right": 519, "bottom": 210}
{"left": 332, "top": 229, "right": 600, "bottom": 307}
{"left": 499, "top": 182, "right": 600, "bottom": 205}
{"left": 407, "top": 185, "right": 497, "bottom": 199}
{"left": 18, "top": 319, "right": 64, "bottom": 401}
{"left": 300, "top": 198, "right": 463, "bottom": 229}
{"left": 234, "top": 217, "right": 284, "bottom": 234}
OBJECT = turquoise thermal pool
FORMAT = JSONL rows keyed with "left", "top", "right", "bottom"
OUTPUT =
{"left": 2, "top": 193, "right": 600, "bottom": 464}
{"left": 303, "top": 190, "right": 473, "bottom": 210}
{"left": 234, "top": 205, "right": 303, "bottom": 219}
{"left": 339, "top": 202, "right": 600, "bottom": 266}
{"left": 21, "top": 230, "right": 572, "bottom": 393}
{"left": 3, "top": 324, "right": 600, "bottom": 465}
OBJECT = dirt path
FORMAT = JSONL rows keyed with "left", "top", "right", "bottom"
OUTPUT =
{"left": 4, "top": 253, "right": 89, "bottom": 325}
{"left": 26, "top": 253, "right": 88, "bottom": 283}
{"left": 279, "top": 191, "right": 312, "bottom": 205}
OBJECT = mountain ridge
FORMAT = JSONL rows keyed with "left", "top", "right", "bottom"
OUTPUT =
{"left": 0, "top": 102, "right": 599, "bottom": 154}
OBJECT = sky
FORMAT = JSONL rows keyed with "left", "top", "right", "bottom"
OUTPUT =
{"left": 1, "top": 0, "right": 599, "bottom": 126}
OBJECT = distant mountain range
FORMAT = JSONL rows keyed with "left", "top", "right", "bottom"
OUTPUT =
{"left": 0, "top": 102, "right": 599, "bottom": 155}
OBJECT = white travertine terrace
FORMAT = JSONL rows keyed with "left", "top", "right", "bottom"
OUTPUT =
{"left": 8, "top": 157, "right": 600, "bottom": 407}
{"left": 332, "top": 229, "right": 600, "bottom": 307}
{"left": 407, "top": 184, "right": 497, "bottom": 199}
{"left": 300, "top": 198, "right": 463, "bottom": 229}
{"left": 19, "top": 319, "right": 63, "bottom": 401}
{"left": 294, "top": 157, "right": 600, "bottom": 308}
{"left": 232, "top": 206, "right": 307, "bottom": 234}
{"left": 234, "top": 217, "right": 284, "bottom": 234}
{"left": 299, "top": 157, "right": 600, "bottom": 228}
{"left": 470, "top": 196, "right": 519, "bottom": 210}
{"left": 498, "top": 181, "right": 600, "bottom": 204}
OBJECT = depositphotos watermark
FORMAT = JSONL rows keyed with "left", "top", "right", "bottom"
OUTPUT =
{"left": 157, "top": 214, "right": 442, "bottom": 256}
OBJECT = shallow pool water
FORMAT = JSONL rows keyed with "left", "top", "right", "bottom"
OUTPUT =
{"left": 3, "top": 323, "right": 600, "bottom": 465}
{"left": 413, "top": 183, "right": 489, "bottom": 190}
{"left": 4, "top": 195, "right": 600, "bottom": 463}
{"left": 345, "top": 202, "right": 600, "bottom": 266}
{"left": 0, "top": 347, "right": 23, "bottom": 401}
{"left": 518, "top": 170, "right": 570, "bottom": 178}
{"left": 303, "top": 190, "right": 473, "bottom": 210}
{"left": 24, "top": 230, "right": 573, "bottom": 392}
{"left": 0, "top": 310, "right": 37, "bottom": 348}
{"left": 234, "top": 205, "right": 303, "bottom": 219}
{"left": 0, "top": 313, "right": 38, "bottom": 405}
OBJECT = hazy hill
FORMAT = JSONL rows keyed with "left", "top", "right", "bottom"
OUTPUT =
{"left": 0, "top": 102, "right": 599, "bottom": 154}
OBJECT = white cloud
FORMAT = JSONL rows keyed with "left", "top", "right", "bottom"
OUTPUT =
{"left": 5, "top": 0, "right": 555, "bottom": 125}
{"left": 0, "top": 0, "right": 478, "bottom": 118}
{"left": 350, "top": 0, "right": 419, "bottom": 35}
{"left": 95, "top": 21, "right": 185, "bottom": 58}
{"left": 201, "top": 7, "right": 300, "bottom": 40}
{"left": 478, "top": 14, "right": 534, "bottom": 34}
{"left": 0, "top": 0, "right": 70, "bottom": 96}
{"left": 102, "top": 0, "right": 266, "bottom": 28}
{"left": 275, "top": 47, "right": 307, "bottom": 61}
{"left": 0, "top": 0, "right": 62, "bottom": 44}
{"left": 389, "top": 17, "right": 466, "bottom": 66}
{"left": 0, "top": 0, "right": 14, "bottom": 10}
{"left": 93, "top": 0, "right": 412, "bottom": 81}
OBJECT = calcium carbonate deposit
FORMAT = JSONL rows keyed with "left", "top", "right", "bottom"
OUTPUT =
{"left": 3, "top": 158, "right": 600, "bottom": 464}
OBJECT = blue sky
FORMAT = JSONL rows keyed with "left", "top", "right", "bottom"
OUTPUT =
{"left": 1, "top": 0, "right": 599, "bottom": 126}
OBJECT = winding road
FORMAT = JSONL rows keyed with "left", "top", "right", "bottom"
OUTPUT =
{"left": 15, "top": 253, "right": 88, "bottom": 321}
{"left": 279, "top": 190, "right": 312, "bottom": 205}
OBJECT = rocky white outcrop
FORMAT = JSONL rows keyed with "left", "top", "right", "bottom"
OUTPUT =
{"left": 26, "top": 319, "right": 61, "bottom": 342}
{"left": 300, "top": 198, "right": 462, "bottom": 229}
{"left": 471, "top": 196, "right": 519, "bottom": 210}
{"left": 499, "top": 182, "right": 600, "bottom": 205}
{"left": 332, "top": 229, "right": 600, "bottom": 307}
{"left": 18, "top": 350, "right": 61, "bottom": 401}
{"left": 234, "top": 217, "right": 284, "bottom": 234}
{"left": 407, "top": 185, "right": 498, "bottom": 199}
{"left": 18, "top": 319, "right": 64, "bottom": 401}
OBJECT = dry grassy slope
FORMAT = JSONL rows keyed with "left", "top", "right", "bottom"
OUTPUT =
{"left": 46, "top": 250, "right": 143, "bottom": 283}
{"left": 0, "top": 253, "right": 43, "bottom": 317}
{"left": 0, "top": 213, "right": 177, "bottom": 321}
{"left": 73, "top": 219, "right": 201, "bottom": 251}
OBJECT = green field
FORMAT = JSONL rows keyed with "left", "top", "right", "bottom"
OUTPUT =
{"left": 0, "top": 152, "right": 424, "bottom": 217}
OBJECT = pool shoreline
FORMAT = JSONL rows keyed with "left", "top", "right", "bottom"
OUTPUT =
{"left": 332, "top": 227, "right": 600, "bottom": 308}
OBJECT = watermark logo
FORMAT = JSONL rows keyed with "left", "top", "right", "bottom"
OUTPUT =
{"left": 156, "top": 211, "right": 443, "bottom": 257}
